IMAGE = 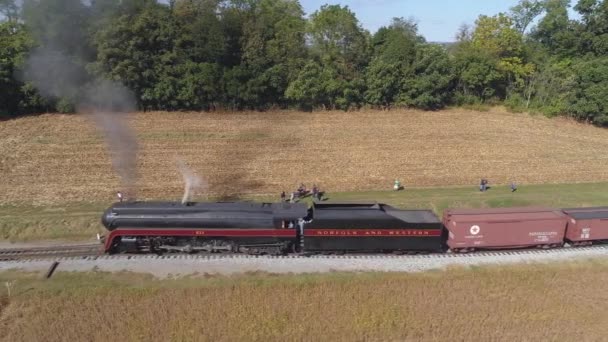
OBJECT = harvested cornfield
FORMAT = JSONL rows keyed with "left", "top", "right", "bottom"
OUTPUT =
{"left": 1, "top": 108, "right": 608, "bottom": 205}
{"left": 2, "top": 261, "right": 608, "bottom": 341}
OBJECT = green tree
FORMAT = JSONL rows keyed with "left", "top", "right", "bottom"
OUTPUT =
{"left": 453, "top": 45, "right": 505, "bottom": 102}
{"left": 295, "top": 4, "right": 370, "bottom": 109}
{"left": 574, "top": 0, "right": 608, "bottom": 54}
{"left": 307, "top": 4, "right": 370, "bottom": 70}
{"left": 467, "top": 13, "right": 534, "bottom": 100}
{"left": 285, "top": 61, "right": 334, "bottom": 110}
{"left": 398, "top": 44, "right": 455, "bottom": 109}
{"left": 510, "top": 0, "right": 545, "bottom": 34}
{"left": 567, "top": 57, "right": 608, "bottom": 125}
{"left": 364, "top": 58, "right": 402, "bottom": 107}
{"left": 532, "top": 0, "right": 579, "bottom": 56}
{"left": 238, "top": 0, "right": 307, "bottom": 108}
{"left": 472, "top": 13, "right": 524, "bottom": 58}
{"left": 173, "top": 0, "right": 225, "bottom": 64}
{"left": 92, "top": 3, "right": 180, "bottom": 109}
{"left": 0, "top": 21, "right": 47, "bottom": 117}
{"left": 371, "top": 17, "right": 420, "bottom": 63}
{"left": 364, "top": 18, "right": 419, "bottom": 107}
{"left": 522, "top": 58, "right": 573, "bottom": 115}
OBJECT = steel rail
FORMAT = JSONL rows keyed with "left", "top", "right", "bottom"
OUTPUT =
{"left": 1, "top": 244, "right": 606, "bottom": 262}
{"left": 0, "top": 244, "right": 103, "bottom": 261}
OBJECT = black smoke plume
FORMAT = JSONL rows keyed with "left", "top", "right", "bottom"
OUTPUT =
{"left": 20, "top": 0, "right": 139, "bottom": 199}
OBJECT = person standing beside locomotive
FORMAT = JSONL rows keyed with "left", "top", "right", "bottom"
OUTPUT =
{"left": 312, "top": 184, "right": 319, "bottom": 200}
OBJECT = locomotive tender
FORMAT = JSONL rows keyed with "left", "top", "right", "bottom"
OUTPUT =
{"left": 101, "top": 201, "right": 608, "bottom": 255}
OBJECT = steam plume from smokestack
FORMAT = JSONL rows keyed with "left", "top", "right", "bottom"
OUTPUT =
{"left": 176, "top": 159, "right": 206, "bottom": 204}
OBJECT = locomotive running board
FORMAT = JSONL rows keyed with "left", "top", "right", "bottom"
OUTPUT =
{"left": 159, "top": 245, "right": 233, "bottom": 253}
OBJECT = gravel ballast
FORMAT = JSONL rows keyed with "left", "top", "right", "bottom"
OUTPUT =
{"left": 2, "top": 246, "right": 608, "bottom": 278}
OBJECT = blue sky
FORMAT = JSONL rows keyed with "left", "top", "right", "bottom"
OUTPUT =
{"left": 301, "top": 0, "right": 574, "bottom": 42}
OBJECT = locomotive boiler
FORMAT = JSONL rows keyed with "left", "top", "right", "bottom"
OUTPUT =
{"left": 101, "top": 201, "right": 308, "bottom": 254}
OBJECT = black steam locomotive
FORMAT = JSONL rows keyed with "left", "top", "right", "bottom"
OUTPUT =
{"left": 101, "top": 201, "right": 445, "bottom": 254}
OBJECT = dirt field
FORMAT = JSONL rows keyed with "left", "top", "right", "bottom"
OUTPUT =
{"left": 2, "top": 261, "right": 608, "bottom": 341}
{"left": 2, "top": 108, "right": 608, "bottom": 205}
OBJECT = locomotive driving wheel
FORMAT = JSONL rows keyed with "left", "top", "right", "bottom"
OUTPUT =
{"left": 291, "top": 243, "right": 299, "bottom": 254}
{"left": 150, "top": 237, "right": 163, "bottom": 255}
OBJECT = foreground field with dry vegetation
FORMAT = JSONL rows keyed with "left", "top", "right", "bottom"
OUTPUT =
{"left": 1, "top": 261, "right": 608, "bottom": 341}
{"left": 2, "top": 108, "right": 608, "bottom": 205}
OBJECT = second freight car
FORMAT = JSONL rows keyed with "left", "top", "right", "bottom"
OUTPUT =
{"left": 562, "top": 207, "right": 608, "bottom": 246}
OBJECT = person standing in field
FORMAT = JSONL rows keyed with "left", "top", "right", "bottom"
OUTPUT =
{"left": 511, "top": 182, "right": 517, "bottom": 192}
{"left": 393, "top": 179, "right": 401, "bottom": 191}
{"left": 479, "top": 179, "right": 488, "bottom": 192}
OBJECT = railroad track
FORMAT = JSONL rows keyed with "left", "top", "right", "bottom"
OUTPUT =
{"left": 0, "top": 244, "right": 103, "bottom": 261}
{"left": 1, "top": 243, "right": 607, "bottom": 262}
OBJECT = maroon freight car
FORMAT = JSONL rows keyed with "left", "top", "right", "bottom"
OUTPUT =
{"left": 443, "top": 207, "right": 568, "bottom": 252}
{"left": 562, "top": 207, "right": 608, "bottom": 246}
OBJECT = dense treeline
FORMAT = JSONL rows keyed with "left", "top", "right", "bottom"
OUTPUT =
{"left": 1, "top": 0, "right": 608, "bottom": 126}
